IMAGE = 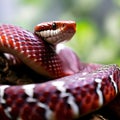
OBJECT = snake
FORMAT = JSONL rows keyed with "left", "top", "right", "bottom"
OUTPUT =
{"left": 0, "top": 21, "right": 120, "bottom": 120}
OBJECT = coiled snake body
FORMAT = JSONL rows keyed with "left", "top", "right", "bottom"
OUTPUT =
{"left": 0, "top": 21, "right": 120, "bottom": 120}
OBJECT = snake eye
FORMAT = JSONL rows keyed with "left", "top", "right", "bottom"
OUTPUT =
{"left": 52, "top": 22, "right": 56, "bottom": 30}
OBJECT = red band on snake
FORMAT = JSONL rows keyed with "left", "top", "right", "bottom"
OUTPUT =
{"left": 0, "top": 21, "right": 120, "bottom": 120}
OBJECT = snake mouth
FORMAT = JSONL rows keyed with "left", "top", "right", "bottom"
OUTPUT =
{"left": 34, "top": 21, "right": 76, "bottom": 45}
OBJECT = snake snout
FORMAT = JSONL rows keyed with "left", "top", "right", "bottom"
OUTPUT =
{"left": 63, "top": 20, "right": 76, "bottom": 33}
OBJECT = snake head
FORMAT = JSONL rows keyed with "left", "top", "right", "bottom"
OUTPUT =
{"left": 34, "top": 21, "right": 76, "bottom": 45}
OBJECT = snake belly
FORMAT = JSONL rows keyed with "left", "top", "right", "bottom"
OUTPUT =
{"left": 0, "top": 23, "right": 120, "bottom": 120}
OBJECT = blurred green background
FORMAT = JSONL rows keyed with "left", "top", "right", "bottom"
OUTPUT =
{"left": 0, "top": 0, "right": 120, "bottom": 65}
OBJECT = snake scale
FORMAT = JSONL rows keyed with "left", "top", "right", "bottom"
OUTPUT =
{"left": 0, "top": 21, "right": 120, "bottom": 120}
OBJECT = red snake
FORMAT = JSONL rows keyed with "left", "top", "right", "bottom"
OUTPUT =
{"left": 0, "top": 21, "right": 120, "bottom": 120}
